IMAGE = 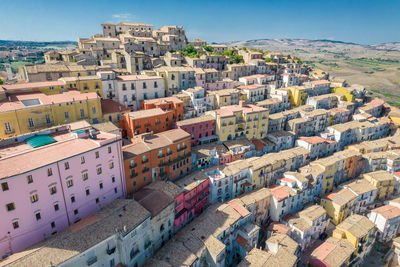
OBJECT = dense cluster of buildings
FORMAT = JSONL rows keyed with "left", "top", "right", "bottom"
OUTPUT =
{"left": 2, "top": 21, "right": 400, "bottom": 267}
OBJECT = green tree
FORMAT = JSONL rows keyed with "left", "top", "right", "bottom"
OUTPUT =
{"left": 201, "top": 45, "right": 213, "bottom": 53}
{"left": 230, "top": 54, "right": 244, "bottom": 64}
{"left": 185, "top": 45, "right": 197, "bottom": 54}
{"left": 222, "top": 49, "right": 235, "bottom": 57}
{"left": 0, "top": 78, "right": 3, "bottom": 85}
{"left": 241, "top": 47, "right": 247, "bottom": 50}
{"left": 293, "top": 57, "right": 303, "bottom": 64}
{"left": 264, "top": 58, "right": 273, "bottom": 63}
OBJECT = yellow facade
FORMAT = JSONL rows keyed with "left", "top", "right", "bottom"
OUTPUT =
{"left": 0, "top": 92, "right": 103, "bottom": 139}
{"left": 363, "top": 171, "right": 395, "bottom": 200}
{"left": 60, "top": 76, "right": 104, "bottom": 97}
{"left": 214, "top": 108, "right": 269, "bottom": 142}
{"left": 332, "top": 215, "right": 375, "bottom": 256}
{"left": 0, "top": 81, "right": 67, "bottom": 96}
{"left": 288, "top": 86, "right": 308, "bottom": 107}
{"left": 332, "top": 87, "right": 354, "bottom": 102}
{"left": 321, "top": 188, "right": 356, "bottom": 225}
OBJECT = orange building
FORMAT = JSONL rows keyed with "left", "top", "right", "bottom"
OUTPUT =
{"left": 121, "top": 96, "right": 184, "bottom": 138}
{"left": 122, "top": 129, "right": 192, "bottom": 194}
{"left": 344, "top": 150, "right": 363, "bottom": 180}
{"left": 141, "top": 96, "right": 184, "bottom": 122}
{"left": 120, "top": 108, "right": 171, "bottom": 137}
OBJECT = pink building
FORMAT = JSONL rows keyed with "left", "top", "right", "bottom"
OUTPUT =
{"left": 0, "top": 126, "right": 125, "bottom": 258}
{"left": 175, "top": 114, "right": 217, "bottom": 146}
{"left": 174, "top": 171, "right": 210, "bottom": 230}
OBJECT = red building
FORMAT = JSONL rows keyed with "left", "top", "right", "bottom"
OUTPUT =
{"left": 173, "top": 171, "right": 210, "bottom": 230}
{"left": 175, "top": 114, "right": 217, "bottom": 146}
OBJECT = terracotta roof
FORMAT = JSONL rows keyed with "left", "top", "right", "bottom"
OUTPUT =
{"left": 116, "top": 74, "right": 163, "bottom": 81}
{"left": 101, "top": 99, "right": 130, "bottom": 114}
{"left": 310, "top": 79, "right": 330, "bottom": 85}
{"left": 0, "top": 91, "right": 99, "bottom": 113}
{"left": 234, "top": 234, "right": 248, "bottom": 247}
{"left": 371, "top": 204, "right": 400, "bottom": 220}
{"left": 298, "top": 136, "right": 337, "bottom": 145}
{"left": 0, "top": 80, "right": 65, "bottom": 91}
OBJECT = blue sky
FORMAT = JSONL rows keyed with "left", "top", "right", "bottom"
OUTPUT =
{"left": 0, "top": 0, "right": 399, "bottom": 44}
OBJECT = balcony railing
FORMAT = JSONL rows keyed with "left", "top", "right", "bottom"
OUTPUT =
{"left": 87, "top": 256, "right": 97, "bottom": 266}
{"left": 5, "top": 129, "right": 15, "bottom": 134}
{"left": 106, "top": 247, "right": 116, "bottom": 255}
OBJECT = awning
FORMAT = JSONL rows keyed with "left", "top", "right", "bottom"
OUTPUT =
{"left": 25, "top": 135, "right": 56, "bottom": 148}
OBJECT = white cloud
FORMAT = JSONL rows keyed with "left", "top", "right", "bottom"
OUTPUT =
{"left": 111, "top": 13, "right": 134, "bottom": 21}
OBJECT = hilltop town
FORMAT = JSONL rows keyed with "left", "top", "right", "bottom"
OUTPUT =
{"left": 1, "top": 22, "right": 400, "bottom": 267}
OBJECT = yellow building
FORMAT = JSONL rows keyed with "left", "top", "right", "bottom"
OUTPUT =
{"left": 60, "top": 75, "right": 103, "bottom": 97}
{"left": 206, "top": 89, "right": 247, "bottom": 110}
{"left": 363, "top": 170, "right": 395, "bottom": 200}
{"left": 0, "top": 91, "right": 103, "bottom": 139}
{"left": 310, "top": 160, "right": 335, "bottom": 195}
{"left": 321, "top": 188, "right": 357, "bottom": 225}
{"left": 0, "top": 80, "right": 67, "bottom": 98}
{"left": 332, "top": 87, "right": 354, "bottom": 102}
{"left": 209, "top": 102, "right": 268, "bottom": 142}
{"left": 332, "top": 214, "right": 376, "bottom": 256}
{"left": 287, "top": 86, "right": 308, "bottom": 107}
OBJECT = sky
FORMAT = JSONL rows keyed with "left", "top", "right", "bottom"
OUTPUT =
{"left": 0, "top": 0, "right": 399, "bottom": 44}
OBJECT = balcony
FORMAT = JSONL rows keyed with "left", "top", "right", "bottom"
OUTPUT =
{"left": 106, "top": 247, "right": 116, "bottom": 255}
{"left": 5, "top": 129, "right": 15, "bottom": 134}
{"left": 143, "top": 167, "right": 150, "bottom": 173}
{"left": 87, "top": 256, "right": 97, "bottom": 266}
{"left": 130, "top": 172, "right": 138, "bottom": 178}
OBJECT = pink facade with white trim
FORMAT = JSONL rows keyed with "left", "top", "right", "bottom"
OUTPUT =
{"left": 0, "top": 131, "right": 125, "bottom": 258}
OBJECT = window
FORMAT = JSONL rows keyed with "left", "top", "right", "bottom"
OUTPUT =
{"left": 12, "top": 221, "right": 19, "bottom": 229}
{"left": 71, "top": 196, "right": 75, "bottom": 203}
{"left": 109, "top": 162, "right": 114, "bottom": 169}
{"left": 47, "top": 168, "right": 53, "bottom": 176}
{"left": 108, "top": 147, "right": 112, "bottom": 153}
{"left": 74, "top": 209, "right": 78, "bottom": 215}
{"left": 30, "top": 194, "right": 39, "bottom": 203}
{"left": 1, "top": 182, "right": 9, "bottom": 191}
{"left": 67, "top": 179, "right": 73, "bottom": 188}
{"left": 114, "top": 187, "right": 118, "bottom": 194}
{"left": 122, "top": 84, "right": 127, "bottom": 90}
{"left": 97, "top": 167, "right": 102, "bottom": 175}
{"left": 154, "top": 81, "right": 158, "bottom": 88}
{"left": 92, "top": 107, "right": 96, "bottom": 114}
{"left": 143, "top": 82, "right": 147, "bottom": 89}
{"left": 64, "top": 162, "right": 70, "bottom": 170}
{"left": 46, "top": 115, "right": 51, "bottom": 124}
{"left": 131, "top": 83, "right": 135, "bottom": 90}
{"left": 96, "top": 198, "right": 100, "bottom": 204}
{"left": 28, "top": 118, "right": 34, "bottom": 128}
{"left": 82, "top": 172, "right": 88, "bottom": 181}
{"left": 99, "top": 183, "right": 103, "bottom": 189}
{"left": 81, "top": 156, "right": 85, "bottom": 164}
{"left": 86, "top": 189, "right": 90, "bottom": 196}
{"left": 80, "top": 109, "right": 85, "bottom": 118}
{"left": 35, "top": 212, "right": 41, "bottom": 221}
{"left": 51, "top": 221, "right": 56, "bottom": 228}
{"left": 5, "top": 122, "right": 12, "bottom": 133}
{"left": 95, "top": 151, "right": 99, "bottom": 158}
{"left": 54, "top": 203, "right": 59, "bottom": 211}
{"left": 6, "top": 202, "right": 15, "bottom": 211}
{"left": 49, "top": 186, "right": 57, "bottom": 195}
{"left": 112, "top": 176, "right": 115, "bottom": 183}
{"left": 64, "top": 112, "right": 69, "bottom": 120}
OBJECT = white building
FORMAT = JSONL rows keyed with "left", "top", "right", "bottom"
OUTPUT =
{"left": 237, "top": 84, "right": 265, "bottom": 104}
{"left": 342, "top": 179, "right": 377, "bottom": 215}
{"left": 368, "top": 203, "right": 400, "bottom": 242}
{"left": 283, "top": 205, "right": 329, "bottom": 250}
{"left": 268, "top": 185, "right": 304, "bottom": 221}
{"left": 295, "top": 136, "right": 338, "bottom": 160}
{"left": 182, "top": 87, "right": 207, "bottom": 116}
{"left": 98, "top": 72, "right": 165, "bottom": 110}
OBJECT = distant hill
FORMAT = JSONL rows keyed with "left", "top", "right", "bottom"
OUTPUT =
{"left": 0, "top": 40, "right": 77, "bottom": 50}
{"left": 225, "top": 38, "right": 400, "bottom": 108}
{"left": 225, "top": 38, "right": 400, "bottom": 53}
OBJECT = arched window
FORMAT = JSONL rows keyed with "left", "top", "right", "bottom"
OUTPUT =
{"left": 130, "top": 160, "right": 135, "bottom": 167}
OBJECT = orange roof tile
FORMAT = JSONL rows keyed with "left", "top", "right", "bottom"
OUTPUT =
{"left": 371, "top": 205, "right": 400, "bottom": 219}
{"left": 101, "top": 99, "right": 130, "bottom": 114}
{"left": 311, "top": 80, "right": 330, "bottom": 85}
